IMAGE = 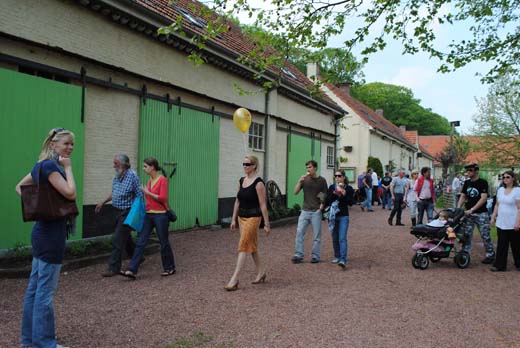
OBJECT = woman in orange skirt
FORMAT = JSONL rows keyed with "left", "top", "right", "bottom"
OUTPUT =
{"left": 225, "top": 155, "right": 271, "bottom": 291}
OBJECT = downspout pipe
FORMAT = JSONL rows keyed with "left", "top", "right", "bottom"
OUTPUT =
{"left": 263, "top": 88, "right": 272, "bottom": 180}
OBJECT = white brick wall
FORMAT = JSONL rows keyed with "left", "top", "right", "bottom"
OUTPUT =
{"left": 83, "top": 86, "right": 140, "bottom": 204}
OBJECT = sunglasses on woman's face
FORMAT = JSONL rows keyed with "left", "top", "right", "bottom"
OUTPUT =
{"left": 242, "top": 163, "right": 254, "bottom": 167}
{"left": 334, "top": 174, "right": 343, "bottom": 177}
{"left": 503, "top": 176, "right": 512, "bottom": 179}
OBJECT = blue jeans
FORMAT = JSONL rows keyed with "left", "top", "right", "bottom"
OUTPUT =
{"left": 128, "top": 213, "right": 175, "bottom": 273}
{"left": 294, "top": 210, "right": 323, "bottom": 259}
{"left": 382, "top": 189, "right": 392, "bottom": 209}
{"left": 417, "top": 199, "right": 434, "bottom": 224}
{"left": 361, "top": 187, "right": 373, "bottom": 210}
{"left": 21, "top": 258, "right": 62, "bottom": 348}
{"left": 331, "top": 216, "right": 350, "bottom": 263}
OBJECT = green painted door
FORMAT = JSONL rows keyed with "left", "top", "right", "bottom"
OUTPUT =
{"left": 139, "top": 99, "right": 219, "bottom": 229}
{"left": 286, "top": 133, "right": 321, "bottom": 208}
{"left": 0, "top": 68, "right": 84, "bottom": 249}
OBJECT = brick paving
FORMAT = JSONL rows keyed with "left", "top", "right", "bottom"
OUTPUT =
{"left": 1, "top": 206, "right": 519, "bottom": 348}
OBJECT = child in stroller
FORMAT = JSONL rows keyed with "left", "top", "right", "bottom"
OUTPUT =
{"left": 410, "top": 208, "right": 470, "bottom": 269}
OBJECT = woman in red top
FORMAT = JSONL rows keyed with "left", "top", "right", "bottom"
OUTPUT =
{"left": 124, "top": 157, "right": 175, "bottom": 279}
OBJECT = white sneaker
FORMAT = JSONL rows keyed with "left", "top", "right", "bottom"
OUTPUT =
{"left": 56, "top": 344, "right": 70, "bottom": 348}
{"left": 331, "top": 258, "right": 340, "bottom": 264}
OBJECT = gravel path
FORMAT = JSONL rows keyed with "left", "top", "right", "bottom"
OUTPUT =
{"left": 1, "top": 206, "right": 519, "bottom": 348}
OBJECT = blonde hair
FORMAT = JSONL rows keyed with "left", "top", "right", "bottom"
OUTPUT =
{"left": 38, "top": 128, "right": 75, "bottom": 161}
{"left": 244, "top": 154, "right": 259, "bottom": 172}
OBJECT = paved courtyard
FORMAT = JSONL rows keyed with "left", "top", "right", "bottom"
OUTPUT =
{"left": 1, "top": 206, "right": 519, "bottom": 348}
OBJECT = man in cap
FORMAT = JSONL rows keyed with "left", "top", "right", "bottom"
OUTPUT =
{"left": 457, "top": 163, "right": 495, "bottom": 264}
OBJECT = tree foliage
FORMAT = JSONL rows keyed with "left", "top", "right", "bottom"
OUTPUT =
{"left": 438, "top": 135, "right": 471, "bottom": 177}
{"left": 367, "top": 156, "right": 383, "bottom": 177}
{"left": 350, "top": 82, "right": 452, "bottom": 135}
{"left": 163, "top": 0, "right": 520, "bottom": 84}
{"left": 471, "top": 73, "right": 520, "bottom": 166}
{"left": 241, "top": 25, "right": 365, "bottom": 84}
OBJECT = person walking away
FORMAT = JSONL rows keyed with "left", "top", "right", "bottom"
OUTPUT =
{"left": 325, "top": 170, "right": 355, "bottom": 269}
{"left": 123, "top": 157, "right": 176, "bottom": 279}
{"left": 381, "top": 172, "right": 392, "bottom": 210}
{"left": 225, "top": 155, "right": 270, "bottom": 290}
{"left": 489, "top": 171, "right": 520, "bottom": 272}
{"left": 415, "top": 167, "right": 435, "bottom": 224}
{"left": 291, "top": 160, "right": 328, "bottom": 263}
{"left": 388, "top": 170, "right": 408, "bottom": 226}
{"left": 407, "top": 170, "right": 419, "bottom": 226}
{"left": 16, "top": 128, "right": 77, "bottom": 348}
{"left": 360, "top": 168, "right": 374, "bottom": 212}
{"left": 457, "top": 163, "right": 496, "bottom": 264}
{"left": 96, "top": 154, "right": 142, "bottom": 277}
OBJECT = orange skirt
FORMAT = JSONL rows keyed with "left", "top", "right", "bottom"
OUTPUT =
{"left": 237, "top": 216, "right": 261, "bottom": 252}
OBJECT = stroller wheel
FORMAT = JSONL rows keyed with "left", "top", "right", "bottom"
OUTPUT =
{"left": 417, "top": 255, "right": 429, "bottom": 270}
{"left": 411, "top": 254, "right": 421, "bottom": 269}
{"left": 454, "top": 251, "right": 471, "bottom": 269}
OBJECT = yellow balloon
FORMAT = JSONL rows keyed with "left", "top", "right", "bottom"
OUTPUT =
{"left": 233, "top": 108, "right": 252, "bottom": 133}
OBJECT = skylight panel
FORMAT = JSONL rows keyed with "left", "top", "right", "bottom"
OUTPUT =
{"left": 282, "top": 67, "right": 298, "bottom": 81}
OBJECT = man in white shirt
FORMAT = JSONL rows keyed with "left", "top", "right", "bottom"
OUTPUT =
{"left": 452, "top": 173, "right": 463, "bottom": 208}
{"left": 371, "top": 170, "right": 380, "bottom": 206}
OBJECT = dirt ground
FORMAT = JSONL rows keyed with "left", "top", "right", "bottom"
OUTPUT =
{"left": 1, "top": 206, "right": 519, "bottom": 348}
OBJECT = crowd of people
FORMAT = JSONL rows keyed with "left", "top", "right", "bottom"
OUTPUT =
{"left": 14, "top": 128, "right": 520, "bottom": 348}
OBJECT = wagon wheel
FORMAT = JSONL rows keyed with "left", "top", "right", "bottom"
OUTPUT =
{"left": 266, "top": 180, "right": 283, "bottom": 210}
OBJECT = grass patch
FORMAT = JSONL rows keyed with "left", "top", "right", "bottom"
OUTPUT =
{"left": 164, "top": 331, "right": 234, "bottom": 348}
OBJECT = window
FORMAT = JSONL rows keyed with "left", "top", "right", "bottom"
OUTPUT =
{"left": 282, "top": 67, "right": 299, "bottom": 81}
{"left": 248, "top": 122, "right": 264, "bottom": 151}
{"left": 175, "top": 6, "right": 207, "bottom": 29}
{"left": 326, "top": 146, "right": 334, "bottom": 168}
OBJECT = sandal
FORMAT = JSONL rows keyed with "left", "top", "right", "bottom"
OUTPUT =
{"left": 123, "top": 270, "right": 136, "bottom": 280}
{"left": 161, "top": 269, "right": 176, "bottom": 276}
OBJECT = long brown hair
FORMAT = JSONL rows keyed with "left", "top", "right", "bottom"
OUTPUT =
{"left": 335, "top": 169, "right": 349, "bottom": 185}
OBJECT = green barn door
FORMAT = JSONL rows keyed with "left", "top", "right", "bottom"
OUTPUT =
{"left": 0, "top": 68, "right": 85, "bottom": 249}
{"left": 139, "top": 99, "right": 219, "bottom": 229}
{"left": 286, "top": 133, "right": 321, "bottom": 208}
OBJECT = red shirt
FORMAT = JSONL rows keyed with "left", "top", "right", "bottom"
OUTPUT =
{"left": 145, "top": 175, "right": 169, "bottom": 212}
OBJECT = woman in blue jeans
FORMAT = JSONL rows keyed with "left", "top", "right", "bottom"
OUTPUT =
{"left": 16, "top": 128, "right": 77, "bottom": 348}
{"left": 325, "top": 170, "right": 355, "bottom": 269}
{"left": 124, "top": 157, "right": 175, "bottom": 279}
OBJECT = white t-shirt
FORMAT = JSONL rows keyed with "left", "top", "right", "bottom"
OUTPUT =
{"left": 371, "top": 172, "right": 378, "bottom": 187}
{"left": 419, "top": 179, "right": 432, "bottom": 199}
{"left": 496, "top": 186, "right": 520, "bottom": 229}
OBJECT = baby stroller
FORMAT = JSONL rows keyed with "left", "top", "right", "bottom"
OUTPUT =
{"left": 410, "top": 208, "right": 470, "bottom": 270}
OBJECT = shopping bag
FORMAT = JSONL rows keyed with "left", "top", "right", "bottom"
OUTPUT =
{"left": 123, "top": 197, "right": 146, "bottom": 232}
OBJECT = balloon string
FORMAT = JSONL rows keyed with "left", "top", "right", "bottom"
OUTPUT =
{"left": 242, "top": 132, "right": 248, "bottom": 155}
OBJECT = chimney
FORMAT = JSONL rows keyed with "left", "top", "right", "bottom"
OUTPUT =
{"left": 306, "top": 62, "right": 319, "bottom": 81}
{"left": 336, "top": 82, "right": 351, "bottom": 96}
{"left": 375, "top": 109, "right": 384, "bottom": 117}
{"left": 399, "top": 125, "right": 406, "bottom": 134}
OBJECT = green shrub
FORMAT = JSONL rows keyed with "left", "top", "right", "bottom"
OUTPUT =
{"left": 367, "top": 156, "right": 383, "bottom": 177}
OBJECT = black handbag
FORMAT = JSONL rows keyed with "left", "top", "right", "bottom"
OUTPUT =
{"left": 165, "top": 209, "right": 177, "bottom": 222}
{"left": 21, "top": 161, "right": 79, "bottom": 222}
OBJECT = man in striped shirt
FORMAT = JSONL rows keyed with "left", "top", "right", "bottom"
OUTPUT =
{"left": 96, "top": 154, "right": 142, "bottom": 277}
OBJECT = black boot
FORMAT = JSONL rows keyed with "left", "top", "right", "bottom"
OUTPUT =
{"left": 411, "top": 218, "right": 417, "bottom": 226}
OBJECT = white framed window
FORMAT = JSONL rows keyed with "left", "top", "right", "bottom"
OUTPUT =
{"left": 248, "top": 122, "right": 265, "bottom": 151}
{"left": 326, "top": 146, "right": 334, "bottom": 168}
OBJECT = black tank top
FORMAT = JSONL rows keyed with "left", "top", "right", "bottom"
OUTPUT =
{"left": 237, "top": 177, "right": 263, "bottom": 216}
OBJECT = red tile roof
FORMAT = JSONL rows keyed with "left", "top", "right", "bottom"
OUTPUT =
{"left": 404, "top": 130, "right": 418, "bottom": 145}
{"left": 325, "top": 83, "right": 414, "bottom": 147}
{"left": 133, "top": 0, "right": 320, "bottom": 93}
{"left": 418, "top": 135, "right": 516, "bottom": 166}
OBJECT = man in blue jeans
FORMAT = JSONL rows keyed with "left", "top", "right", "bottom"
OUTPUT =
{"left": 292, "top": 160, "right": 328, "bottom": 264}
{"left": 360, "top": 168, "right": 374, "bottom": 212}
